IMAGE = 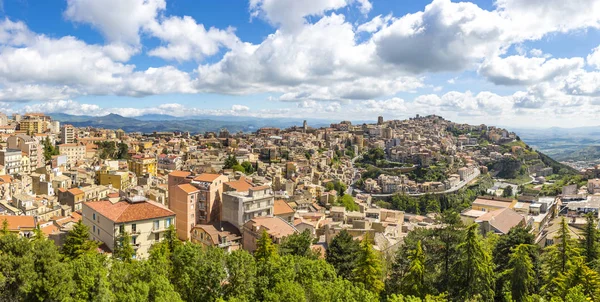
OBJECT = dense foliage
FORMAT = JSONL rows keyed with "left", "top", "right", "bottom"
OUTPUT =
{"left": 2, "top": 213, "right": 600, "bottom": 301}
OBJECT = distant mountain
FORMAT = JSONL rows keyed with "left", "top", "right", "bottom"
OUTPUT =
{"left": 48, "top": 113, "right": 334, "bottom": 134}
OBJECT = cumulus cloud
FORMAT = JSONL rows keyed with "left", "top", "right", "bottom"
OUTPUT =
{"left": 64, "top": 0, "right": 166, "bottom": 44}
{"left": 479, "top": 55, "right": 584, "bottom": 85}
{"left": 587, "top": 45, "right": 600, "bottom": 69}
{"left": 231, "top": 104, "right": 250, "bottom": 111}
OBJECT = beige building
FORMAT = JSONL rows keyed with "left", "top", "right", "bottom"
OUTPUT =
{"left": 58, "top": 143, "right": 86, "bottom": 166}
{"left": 60, "top": 125, "right": 75, "bottom": 144}
{"left": 222, "top": 186, "right": 274, "bottom": 228}
{"left": 83, "top": 195, "right": 176, "bottom": 259}
{"left": 7, "top": 134, "right": 43, "bottom": 170}
{"left": 242, "top": 216, "right": 297, "bottom": 253}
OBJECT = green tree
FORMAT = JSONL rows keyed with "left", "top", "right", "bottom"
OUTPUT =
{"left": 27, "top": 238, "right": 74, "bottom": 301}
{"left": 223, "top": 249, "right": 257, "bottom": 301}
{"left": 70, "top": 252, "right": 113, "bottom": 301}
{"left": 555, "top": 257, "right": 600, "bottom": 300}
{"left": 162, "top": 147, "right": 168, "bottom": 155}
{"left": 339, "top": 194, "right": 358, "bottom": 211}
{"left": 42, "top": 136, "right": 59, "bottom": 161}
{"left": 232, "top": 164, "right": 245, "bottom": 173}
{"left": 113, "top": 231, "right": 135, "bottom": 262}
{"left": 580, "top": 212, "right": 599, "bottom": 268}
{"left": 541, "top": 218, "right": 582, "bottom": 296}
{"left": 171, "top": 244, "right": 226, "bottom": 302}
{"left": 505, "top": 244, "right": 536, "bottom": 302}
{"left": 451, "top": 223, "right": 495, "bottom": 301}
{"left": 241, "top": 161, "right": 255, "bottom": 174}
{"left": 255, "top": 229, "right": 278, "bottom": 262}
{"left": 434, "top": 210, "right": 464, "bottom": 292}
{"left": 263, "top": 280, "right": 305, "bottom": 302}
{"left": 502, "top": 185, "right": 514, "bottom": 197}
{"left": 352, "top": 235, "right": 384, "bottom": 294}
{"left": 224, "top": 155, "right": 239, "bottom": 169}
{"left": 401, "top": 240, "right": 426, "bottom": 298}
{"left": 279, "top": 229, "right": 316, "bottom": 258}
{"left": 62, "top": 220, "right": 99, "bottom": 259}
{"left": 0, "top": 233, "right": 35, "bottom": 301}
{"left": 326, "top": 229, "right": 360, "bottom": 280}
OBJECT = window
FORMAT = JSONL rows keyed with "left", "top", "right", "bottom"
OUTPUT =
{"left": 131, "top": 224, "right": 136, "bottom": 233}
{"left": 119, "top": 224, "right": 124, "bottom": 234}
{"left": 93, "top": 225, "right": 96, "bottom": 233}
{"left": 92, "top": 213, "right": 96, "bottom": 220}
{"left": 97, "top": 229, "right": 100, "bottom": 235}
{"left": 132, "top": 236, "right": 137, "bottom": 245}
{"left": 165, "top": 218, "right": 172, "bottom": 228}
{"left": 155, "top": 233, "right": 160, "bottom": 241}
{"left": 153, "top": 220, "right": 159, "bottom": 230}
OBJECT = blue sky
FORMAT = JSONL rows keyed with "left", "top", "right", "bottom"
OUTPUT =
{"left": 0, "top": 0, "right": 600, "bottom": 127}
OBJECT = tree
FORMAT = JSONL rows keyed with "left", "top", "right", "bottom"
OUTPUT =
{"left": 352, "top": 235, "right": 384, "bottom": 294}
{"left": 451, "top": 223, "right": 495, "bottom": 301}
{"left": 42, "top": 136, "right": 59, "bottom": 161}
{"left": 70, "top": 252, "right": 113, "bottom": 301}
{"left": 223, "top": 250, "right": 256, "bottom": 301}
{"left": 401, "top": 240, "right": 426, "bottom": 298}
{"left": 555, "top": 257, "right": 600, "bottom": 300}
{"left": 113, "top": 231, "right": 135, "bottom": 262}
{"left": 0, "top": 233, "right": 35, "bottom": 301}
{"left": 62, "top": 220, "right": 98, "bottom": 259}
{"left": 339, "top": 194, "right": 359, "bottom": 211}
{"left": 224, "top": 155, "right": 239, "bottom": 169}
{"left": 541, "top": 218, "right": 582, "bottom": 296}
{"left": 162, "top": 147, "right": 168, "bottom": 155}
{"left": 505, "top": 244, "right": 536, "bottom": 302}
{"left": 580, "top": 212, "right": 599, "bottom": 268}
{"left": 493, "top": 226, "right": 538, "bottom": 300}
{"left": 279, "top": 229, "right": 316, "bottom": 258}
{"left": 232, "top": 164, "right": 245, "bottom": 173}
{"left": 171, "top": 244, "right": 226, "bottom": 302}
{"left": 27, "top": 238, "right": 74, "bottom": 301}
{"left": 502, "top": 185, "right": 514, "bottom": 197}
{"left": 255, "top": 229, "right": 278, "bottom": 262}
{"left": 241, "top": 161, "right": 255, "bottom": 174}
{"left": 263, "top": 280, "right": 305, "bottom": 302}
{"left": 326, "top": 229, "right": 360, "bottom": 280}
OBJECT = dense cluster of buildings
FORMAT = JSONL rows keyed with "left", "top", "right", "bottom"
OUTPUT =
{"left": 0, "top": 113, "right": 595, "bottom": 259}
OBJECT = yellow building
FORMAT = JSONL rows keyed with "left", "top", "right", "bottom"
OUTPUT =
{"left": 128, "top": 155, "right": 157, "bottom": 176}
{"left": 19, "top": 119, "right": 47, "bottom": 134}
{"left": 98, "top": 171, "right": 132, "bottom": 190}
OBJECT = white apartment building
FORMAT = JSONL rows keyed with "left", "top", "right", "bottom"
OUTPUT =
{"left": 58, "top": 143, "right": 86, "bottom": 166}
{"left": 222, "top": 185, "right": 275, "bottom": 228}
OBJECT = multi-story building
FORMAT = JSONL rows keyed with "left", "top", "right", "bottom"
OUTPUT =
{"left": 60, "top": 124, "right": 75, "bottom": 144}
{"left": 128, "top": 154, "right": 157, "bottom": 176}
{"left": 19, "top": 118, "right": 47, "bottom": 134}
{"left": 222, "top": 186, "right": 275, "bottom": 228}
{"left": 0, "top": 215, "right": 36, "bottom": 238}
{"left": 7, "top": 134, "right": 43, "bottom": 170}
{"left": 0, "top": 149, "right": 22, "bottom": 175}
{"left": 97, "top": 170, "right": 134, "bottom": 190}
{"left": 82, "top": 195, "right": 176, "bottom": 259}
{"left": 58, "top": 143, "right": 86, "bottom": 166}
{"left": 168, "top": 171, "right": 228, "bottom": 240}
{"left": 58, "top": 187, "right": 85, "bottom": 212}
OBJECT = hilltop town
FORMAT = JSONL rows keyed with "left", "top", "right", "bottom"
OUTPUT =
{"left": 1, "top": 112, "right": 599, "bottom": 300}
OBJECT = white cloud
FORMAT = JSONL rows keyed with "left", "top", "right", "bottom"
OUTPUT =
{"left": 232, "top": 104, "right": 250, "bottom": 112}
{"left": 146, "top": 16, "right": 240, "bottom": 62}
{"left": 249, "top": 0, "right": 348, "bottom": 32}
{"left": 373, "top": 0, "right": 509, "bottom": 73}
{"left": 64, "top": 0, "right": 166, "bottom": 44}
{"left": 357, "top": 14, "right": 392, "bottom": 33}
{"left": 587, "top": 45, "right": 600, "bottom": 69}
{"left": 479, "top": 55, "right": 584, "bottom": 85}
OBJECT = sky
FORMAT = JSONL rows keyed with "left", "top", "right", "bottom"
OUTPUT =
{"left": 0, "top": 0, "right": 600, "bottom": 127}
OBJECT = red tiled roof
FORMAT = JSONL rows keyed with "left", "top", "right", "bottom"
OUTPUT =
{"left": 225, "top": 178, "right": 254, "bottom": 192}
{"left": 169, "top": 170, "right": 191, "bottom": 177}
{"left": 85, "top": 199, "right": 175, "bottom": 223}
{"left": 274, "top": 199, "right": 295, "bottom": 215}
{"left": 194, "top": 173, "right": 222, "bottom": 182}
{"left": 68, "top": 188, "right": 84, "bottom": 195}
{"left": 0, "top": 215, "right": 35, "bottom": 231}
{"left": 178, "top": 184, "right": 199, "bottom": 194}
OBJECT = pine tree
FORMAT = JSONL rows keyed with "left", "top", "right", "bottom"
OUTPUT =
{"left": 541, "top": 217, "right": 582, "bottom": 296}
{"left": 505, "top": 244, "right": 536, "bottom": 302}
{"left": 62, "top": 220, "right": 98, "bottom": 259}
{"left": 401, "top": 240, "right": 426, "bottom": 297}
{"left": 326, "top": 229, "right": 360, "bottom": 280}
{"left": 581, "top": 212, "right": 599, "bottom": 268}
{"left": 352, "top": 234, "right": 384, "bottom": 294}
{"left": 555, "top": 257, "right": 600, "bottom": 300}
{"left": 113, "top": 231, "right": 135, "bottom": 262}
{"left": 1, "top": 218, "right": 8, "bottom": 235}
{"left": 451, "top": 223, "right": 495, "bottom": 301}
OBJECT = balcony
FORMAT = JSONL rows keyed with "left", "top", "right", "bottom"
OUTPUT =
{"left": 151, "top": 227, "right": 166, "bottom": 233}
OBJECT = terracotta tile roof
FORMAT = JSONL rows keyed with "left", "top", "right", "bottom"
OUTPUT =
{"left": 274, "top": 199, "right": 295, "bottom": 215}
{"left": 178, "top": 183, "right": 199, "bottom": 194}
{"left": 169, "top": 170, "right": 191, "bottom": 177}
{"left": 244, "top": 216, "right": 297, "bottom": 239}
{"left": 250, "top": 185, "right": 270, "bottom": 191}
{"left": 193, "top": 173, "right": 222, "bottom": 182}
{"left": 0, "top": 175, "right": 12, "bottom": 183}
{"left": 68, "top": 188, "right": 84, "bottom": 195}
{"left": 476, "top": 208, "right": 525, "bottom": 234}
{"left": 225, "top": 178, "right": 254, "bottom": 192}
{"left": 193, "top": 221, "right": 241, "bottom": 245}
{"left": 85, "top": 199, "right": 175, "bottom": 223}
{"left": 0, "top": 215, "right": 36, "bottom": 231}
